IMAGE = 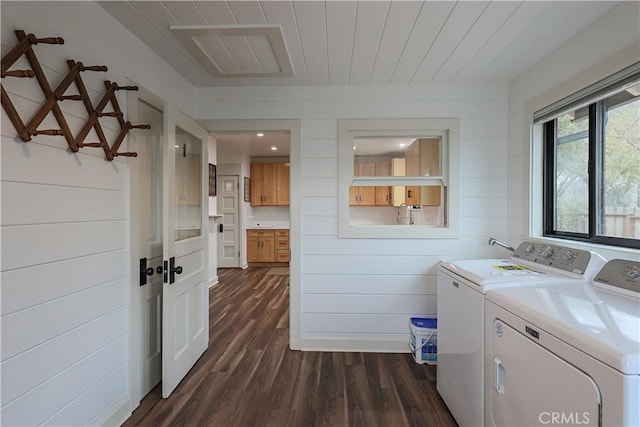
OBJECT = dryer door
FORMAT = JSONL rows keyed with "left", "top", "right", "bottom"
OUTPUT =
{"left": 488, "top": 319, "right": 601, "bottom": 427}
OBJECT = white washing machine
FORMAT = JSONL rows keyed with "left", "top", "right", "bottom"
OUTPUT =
{"left": 437, "top": 241, "right": 606, "bottom": 427}
{"left": 484, "top": 259, "right": 640, "bottom": 427}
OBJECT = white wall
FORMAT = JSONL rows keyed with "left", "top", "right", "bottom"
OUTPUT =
{"left": 196, "top": 84, "right": 510, "bottom": 350}
{"left": 249, "top": 206, "right": 290, "bottom": 225}
{"left": 1, "top": 2, "right": 194, "bottom": 425}
{"left": 507, "top": 1, "right": 640, "bottom": 261}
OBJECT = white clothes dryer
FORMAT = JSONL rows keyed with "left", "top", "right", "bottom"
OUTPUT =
{"left": 437, "top": 241, "right": 606, "bottom": 427}
{"left": 484, "top": 259, "right": 640, "bottom": 426}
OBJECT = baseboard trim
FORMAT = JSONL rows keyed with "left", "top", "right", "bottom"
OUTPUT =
{"left": 94, "top": 394, "right": 130, "bottom": 427}
{"left": 296, "top": 334, "right": 410, "bottom": 353}
{"left": 208, "top": 276, "right": 219, "bottom": 288}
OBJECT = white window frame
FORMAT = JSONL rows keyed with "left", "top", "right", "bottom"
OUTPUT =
{"left": 338, "top": 118, "right": 459, "bottom": 239}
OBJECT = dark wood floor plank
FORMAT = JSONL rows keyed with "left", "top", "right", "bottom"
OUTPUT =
{"left": 313, "top": 352, "right": 347, "bottom": 427}
{"left": 124, "top": 267, "right": 456, "bottom": 427}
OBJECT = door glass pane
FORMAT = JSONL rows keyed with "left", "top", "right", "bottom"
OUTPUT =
{"left": 601, "top": 93, "right": 640, "bottom": 239}
{"left": 174, "top": 126, "right": 202, "bottom": 241}
{"left": 139, "top": 100, "right": 163, "bottom": 248}
{"left": 554, "top": 110, "right": 589, "bottom": 233}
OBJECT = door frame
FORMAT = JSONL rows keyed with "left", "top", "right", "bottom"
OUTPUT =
{"left": 127, "top": 85, "right": 167, "bottom": 410}
{"left": 198, "top": 119, "right": 302, "bottom": 350}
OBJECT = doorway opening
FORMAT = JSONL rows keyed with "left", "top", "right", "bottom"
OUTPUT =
{"left": 200, "top": 119, "right": 301, "bottom": 350}
{"left": 214, "top": 131, "right": 291, "bottom": 270}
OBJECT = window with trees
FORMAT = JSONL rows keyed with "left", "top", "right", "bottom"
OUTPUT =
{"left": 542, "top": 72, "right": 639, "bottom": 249}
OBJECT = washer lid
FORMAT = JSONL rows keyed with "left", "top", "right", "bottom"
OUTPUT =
{"left": 487, "top": 284, "right": 640, "bottom": 375}
{"left": 440, "top": 259, "right": 552, "bottom": 288}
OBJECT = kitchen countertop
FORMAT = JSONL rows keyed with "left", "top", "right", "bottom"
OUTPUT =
{"left": 249, "top": 221, "right": 290, "bottom": 229}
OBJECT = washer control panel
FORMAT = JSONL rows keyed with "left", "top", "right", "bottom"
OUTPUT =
{"left": 512, "top": 241, "right": 592, "bottom": 275}
{"left": 594, "top": 259, "right": 640, "bottom": 294}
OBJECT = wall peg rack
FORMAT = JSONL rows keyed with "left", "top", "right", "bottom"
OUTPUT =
{"left": 1, "top": 30, "right": 150, "bottom": 161}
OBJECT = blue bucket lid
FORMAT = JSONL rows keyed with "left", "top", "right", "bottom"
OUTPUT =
{"left": 410, "top": 317, "right": 437, "bottom": 329}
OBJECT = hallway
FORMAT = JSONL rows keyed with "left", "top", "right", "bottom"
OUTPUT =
{"left": 124, "top": 267, "right": 455, "bottom": 426}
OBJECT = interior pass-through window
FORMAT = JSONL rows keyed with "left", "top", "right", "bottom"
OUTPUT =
{"left": 338, "top": 118, "right": 459, "bottom": 239}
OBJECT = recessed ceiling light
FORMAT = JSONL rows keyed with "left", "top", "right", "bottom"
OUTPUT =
{"left": 353, "top": 145, "right": 356, "bottom": 150}
{"left": 256, "top": 133, "right": 264, "bottom": 137}
{"left": 270, "top": 146, "right": 277, "bottom": 151}
{"left": 399, "top": 143, "right": 405, "bottom": 147}
{"left": 174, "top": 145, "right": 180, "bottom": 148}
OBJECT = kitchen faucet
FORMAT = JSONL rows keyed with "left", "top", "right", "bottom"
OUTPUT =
{"left": 396, "top": 203, "right": 414, "bottom": 225}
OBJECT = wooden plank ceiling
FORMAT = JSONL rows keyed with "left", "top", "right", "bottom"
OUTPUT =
{"left": 99, "top": 1, "right": 617, "bottom": 87}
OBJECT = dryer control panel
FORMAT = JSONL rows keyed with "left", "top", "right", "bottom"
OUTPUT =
{"left": 594, "top": 259, "right": 640, "bottom": 295}
{"left": 512, "top": 242, "right": 593, "bottom": 275}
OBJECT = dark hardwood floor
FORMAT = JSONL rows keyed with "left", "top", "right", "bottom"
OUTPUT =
{"left": 124, "top": 267, "right": 456, "bottom": 427}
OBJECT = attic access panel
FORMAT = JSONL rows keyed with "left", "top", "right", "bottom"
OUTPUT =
{"left": 169, "top": 25, "right": 294, "bottom": 79}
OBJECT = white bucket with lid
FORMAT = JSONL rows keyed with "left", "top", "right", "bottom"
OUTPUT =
{"left": 409, "top": 317, "right": 437, "bottom": 365}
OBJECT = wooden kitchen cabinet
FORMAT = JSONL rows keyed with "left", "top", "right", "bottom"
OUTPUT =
{"left": 405, "top": 185, "right": 441, "bottom": 206}
{"left": 406, "top": 138, "right": 440, "bottom": 177}
{"left": 405, "top": 139, "right": 441, "bottom": 206}
{"left": 247, "top": 229, "right": 289, "bottom": 263}
{"left": 375, "top": 160, "right": 392, "bottom": 206}
{"left": 251, "top": 163, "right": 277, "bottom": 206}
{"left": 247, "top": 229, "right": 275, "bottom": 262}
{"left": 276, "top": 163, "right": 290, "bottom": 206}
{"left": 349, "top": 186, "right": 376, "bottom": 205}
{"left": 362, "top": 158, "right": 408, "bottom": 206}
{"left": 405, "top": 141, "right": 420, "bottom": 205}
{"left": 274, "top": 229, "right": 289, "bottom": 262}
{"left": 350, "top": 159, "right": 376, "bottom": 206}
{"left": 251, "top": 163, "right": 289, "bottom": 206}
{"left": 391, "top": 158, "right": 406, "bottom": 207}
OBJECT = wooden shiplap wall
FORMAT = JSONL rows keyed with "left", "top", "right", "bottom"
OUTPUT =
{"left": 196, "top": 84, "right": 510, "bottom": 350}
{"left": 1, "top": 87, "right": 129, "bottom": 427}
{"left": 1, "top": 2, "right": 195, "bottom": 425}
{"left": 0, "top": 55, "right": 129, "bottom": 427}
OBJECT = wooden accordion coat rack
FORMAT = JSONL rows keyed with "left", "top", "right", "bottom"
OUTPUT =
{"left": 1, "top": 30, "right": 149, "bottom": 160}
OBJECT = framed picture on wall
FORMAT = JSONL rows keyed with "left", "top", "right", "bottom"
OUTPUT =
{"left": 244, "top": 177, "right": 251, "bottom": 202}
{"left": 208, "top": 164, "right": 216, "bottom": 196}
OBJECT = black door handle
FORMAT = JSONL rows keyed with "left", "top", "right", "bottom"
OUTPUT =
{"left": 139, "top": 258, "right": 154, "bottom": 286}
{"left": 219, "top": 223, "right": 223, "bottom": 233}
{"left": 169, "top": 256, "right": 183, "bottom": 284}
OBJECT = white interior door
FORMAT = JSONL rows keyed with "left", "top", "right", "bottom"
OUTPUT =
{"left": 162, "top": 106, "right": 209, "bottom": 398}
{"left": 217, "top": 175, "right": 240, "bottom": 268}
{"left": 130, "top": 96, "right": 164, "bottom": 406}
